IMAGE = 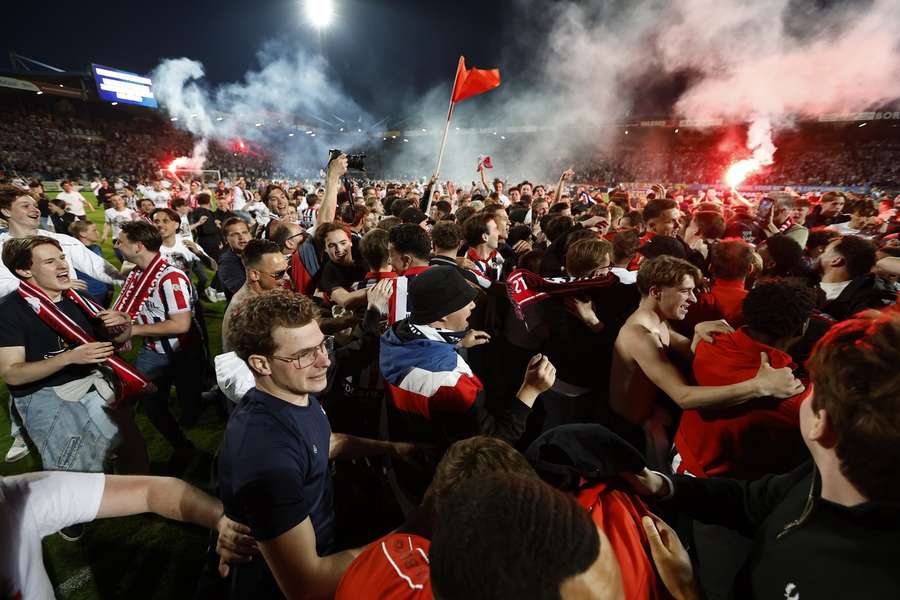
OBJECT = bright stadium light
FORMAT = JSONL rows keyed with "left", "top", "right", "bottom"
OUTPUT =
{"left": 305, "top": 0, "right": 334, "bottom": 29}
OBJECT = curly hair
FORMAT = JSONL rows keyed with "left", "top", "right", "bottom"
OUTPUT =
{"left": 430, "top": 473, "right": 599, "bottom": 600}
{"left": 423, "top": 437, "right": 537, "bottom": 516}
{"left": 807, "top": 311, "right": 900, "bottom": 502}
{"left": 226, "top": 289, "right": 318, "bottom": 364}
{"left": 742, "top": 279, "right": 816, "bottom": 340}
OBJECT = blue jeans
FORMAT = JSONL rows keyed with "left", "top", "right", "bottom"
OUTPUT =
{"left": 13, "top": 387, "right": 119, "bottom": 472}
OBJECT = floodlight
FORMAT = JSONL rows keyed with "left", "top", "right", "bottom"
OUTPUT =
{"left": 306, "top": 0, "right": 333, "bottom": 29}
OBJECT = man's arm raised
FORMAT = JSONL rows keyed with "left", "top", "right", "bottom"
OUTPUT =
{"left": 316, "top": 154, "right": 348, "bottom": 226}
{"left": 260, "top": 517, "right": 357, "bottom": 600}
{"left": 626, "top": 326, "right": 803, "bottom": 411}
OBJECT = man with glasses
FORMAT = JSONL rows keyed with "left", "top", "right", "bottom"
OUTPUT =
{"left": 219, "top": 289, "right": 411, "bottom": 599}
{"left": 221, "top": 240, "right": 289, "bottom": 353}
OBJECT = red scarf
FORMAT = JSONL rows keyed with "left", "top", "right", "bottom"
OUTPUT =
{"left": 17, "top": 280, "right": 153, "bottom": 407}
{"left": 113, "top": 253, "right": 167, "bottom": 318}
{"left": 506, "top": 268, "right": 618, "bottom": 318}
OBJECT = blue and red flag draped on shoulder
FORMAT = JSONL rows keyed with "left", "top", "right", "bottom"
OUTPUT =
{"left": 379, "top": 324, "right": 483, "bottom": 421}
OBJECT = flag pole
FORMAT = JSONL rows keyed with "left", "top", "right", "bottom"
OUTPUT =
{"left": 432, "top": 56, "right": 464, "bottom": 182}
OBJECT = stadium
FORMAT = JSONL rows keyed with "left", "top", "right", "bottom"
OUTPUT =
{"left": 2, "top": 1, "right": 900, "bottom": 599}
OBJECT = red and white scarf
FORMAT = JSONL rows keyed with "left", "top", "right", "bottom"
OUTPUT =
{"left": 506, "top": 268, "right": 618, "bottom": 318}
{"left": 466, "top": 247, "right": 504, "bottom": 282}
{"left": 113, "top": 253, "right": 168, "bottom": 318}
{"left": 17, "top": 280, "right": 153, "bottom": 406}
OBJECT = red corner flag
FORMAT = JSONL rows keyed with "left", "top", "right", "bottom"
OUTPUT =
{"left": 451, "top": 56, "right": 501, "bottom": 103}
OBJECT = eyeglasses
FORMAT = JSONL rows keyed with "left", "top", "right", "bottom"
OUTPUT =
{"left": 258, "top": 268, "right": 288, "bottom": 280}
{"left": 270, "top": 336, "right": 333, "bottom": 369}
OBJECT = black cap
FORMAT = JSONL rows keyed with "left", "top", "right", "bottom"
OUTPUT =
{"left": 400, "top": 206, "right": 428, "bottom": 225}
{"left": 408, "top": 266, "right": 477, "bottom": 324}
{"left": 638, "top": 235, "right": 688, "bottom": 260}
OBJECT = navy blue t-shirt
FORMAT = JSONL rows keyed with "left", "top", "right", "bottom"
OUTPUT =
{"left": 217, "top": 387, "right": 335, "bottom": 595}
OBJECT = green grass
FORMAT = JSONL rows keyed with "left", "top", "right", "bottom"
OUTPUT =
{"left": 1, "top": 193, "right": 228, "bottom": 599}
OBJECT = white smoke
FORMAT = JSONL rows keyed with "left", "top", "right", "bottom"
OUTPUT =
{"left": 152, "top": 39, "right": 372, "bottom": 176}
{"left": 389, "top": 0, "right": 900, "bottom": 185}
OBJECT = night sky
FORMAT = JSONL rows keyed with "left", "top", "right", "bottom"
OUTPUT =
{"left": 3, "top": 0, "right": 509, "bottom": 117}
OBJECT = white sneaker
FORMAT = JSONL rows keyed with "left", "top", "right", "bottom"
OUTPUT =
{"left": 204, "top": 287, "right": 219, "bottom": 303}
{"left": 5, "top": 434, "right": 29, "bottom": 463}
{"left": 216, "top": 292, "right": 226, "bottom": 302}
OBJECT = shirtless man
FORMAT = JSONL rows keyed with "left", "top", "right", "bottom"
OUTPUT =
{"left": 609, "top": 255, "right": 802, "bottom": 468}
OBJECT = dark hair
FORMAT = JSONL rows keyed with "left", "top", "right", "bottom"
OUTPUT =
{"left": 637, "top": 255, "right": 702, "bottom": 296}
{"left": 360, "top": 228, "right": 390, "bottom": 270}
{"left": 762, "top": 235, "right": 804, "bottom": 277}
{"left": 642, "top": 198, "right": 677, "bottom": 221}
{"left": 431, "top": 220, "right": 462, "bottom": 252}
{"left": 375, "top": 215, "right": 401, "bottom": 231}
{"left": 612, "top": 230, "right": 640, "bottom": 263}
{"left": 807, "top": 311, "right": 900, "bottom": 502}
{"left": 270, "top": 222, "right": 304, "bottom": 251}
{"left": 549, "top": 202, "right": 570, "bottom": 214}
{"left": 151, "top": 207, "right": 180, "bottom": 223}
{"left": 120, "top": 220, "right": 162, "bottom": 252}
{"left": 389, "top": 223, "right": 431, "bottom": 261}
{"left": 171, "top": 197, "right": 187, "bottom": 209}
{"left": 542, "top": 215, "right": 575, "bottom": 245}
{"left": 462, "top": 213, "right": 496, "bottom": 247}
{"left": 2, "top": 235, "right": 63, "bottom": 276}
{"left": 227, "top": 288, "right": 318, "bottom": 364}
{"left": 315, "top": 221, "right": 351, "bottom": 248}
{"left": 196, "top": 192, "right": 212, "bottom": 206}
{"left": 833, "top": 235, "right": 877, "bottom": 278}
{"left": 430, "top": 473, "right": 599, "bottom": 600}
{"left": 340, "top": 202, "right": 368, "bottom": 227}
{"left": 845, "top": 198, "right": 877, "bottom": 218}
{"left": 434, "top": 200, "right": 452, "bottom": 215}
{"left": 390, "top": 198, "right": 413, "bottom": 218}
{"left": 690, "top": 211, "right": 726, "bottom": 239}
{"left": 49, "top": 199, "right": 67, "bottom": 211}
{"left": 806, "top": 227, "right": 835, "bottom": 254}
{"left": 742, "top": 279, "right": 816, "bottom": 340}
{"left": 711, "top": 239, "right": 754, "bottom": 280}
{"left": 423, "top": 437, "right": 538, "bottom": 515}
{"left": 222, "top": 217, "right": 249, "bottom": 235}
{"left": 454, "top": 206, "right": 477, "bottom": 225}
{"left": 242, "top": 239, "right": 281, "bottom": 269}
{"left": 0, "top": 188, "right": 30, "bottom": 214}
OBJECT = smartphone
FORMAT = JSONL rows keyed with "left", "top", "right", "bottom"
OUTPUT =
{"left": 757, "top": 198, "right": 774, "bottom": 221}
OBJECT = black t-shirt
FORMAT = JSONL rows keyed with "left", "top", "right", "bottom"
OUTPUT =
{"left": 317, "top": 260, "right": 366, "bottom": 296}
{"left": 51, "top": 212, "right": 77, "bottom": 235}
{"left": 190, "top": 206, "right": 220, "bottom": 238}
{"left": 0, "top": 294, "right": 98, "bottom": 397}
{"left": 212, "top": 208, "right": 237, "bottom": 226}
{"left": 217, "top": 387, "right": 335, "bottom": 597}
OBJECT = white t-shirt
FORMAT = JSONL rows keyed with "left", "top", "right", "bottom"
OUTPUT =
{"left": 160, "top": 238, "right": 201, "bottom": 275}
{"left": 1, "top": 472, "right": 105, "bottom": 599}
{"left": 104, "top": 207, "right": 136, "bottom": 240}
{"left": 232, "top": 186, "right": 247, "bottom": 211}
{"left": 56, "top": 191, "right": 89, "bottom": 216}
{"left": 819, "top": 280, "right": 852, "bottom": 301}
{"left": 611, "top": 267, "right": 637, "bottom": 285}
{"left": 143, "top": 189, "right": 171, "bottom": 208}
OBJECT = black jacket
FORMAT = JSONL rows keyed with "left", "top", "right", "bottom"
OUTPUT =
{"left": 821, "top": 274, "right": 896, "bottom": 321}
{"left": 668, "top": 462, "right": 900, "bottom": 599}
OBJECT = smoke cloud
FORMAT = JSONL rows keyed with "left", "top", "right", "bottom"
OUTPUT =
{"left": 153, "top": 0, "right": 900, "bottom": 185}
{"left": 152, "top": 39, "right": 372, "bottom": 176}
{"left": 387, "top": 0, "right": 900, "bottom": 184}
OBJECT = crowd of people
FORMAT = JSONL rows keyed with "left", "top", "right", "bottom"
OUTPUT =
{"left": 0, "top": 105, "right": 276, "bottom": 181}
{"left": 1, "top": 150, "right": 900, "bottom": 600}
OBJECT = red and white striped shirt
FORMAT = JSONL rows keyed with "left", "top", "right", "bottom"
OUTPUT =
{"left": 135, "top": 264, "right": 199, "bottom": 354}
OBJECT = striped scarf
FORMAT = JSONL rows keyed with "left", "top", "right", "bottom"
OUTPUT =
{"left": 17, "top": 280, "right": 152, "bottom": 406}
{"left": 113, "top": 252, "right": 167, "bottom": 318}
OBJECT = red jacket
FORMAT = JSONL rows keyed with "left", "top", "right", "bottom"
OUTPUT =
{"left": 674, "top": 329, "right": 810, "bottom": 479}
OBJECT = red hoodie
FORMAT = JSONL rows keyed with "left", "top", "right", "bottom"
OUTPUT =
{"left": 674, "top": 328, "right": 810, "bottom": 479}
